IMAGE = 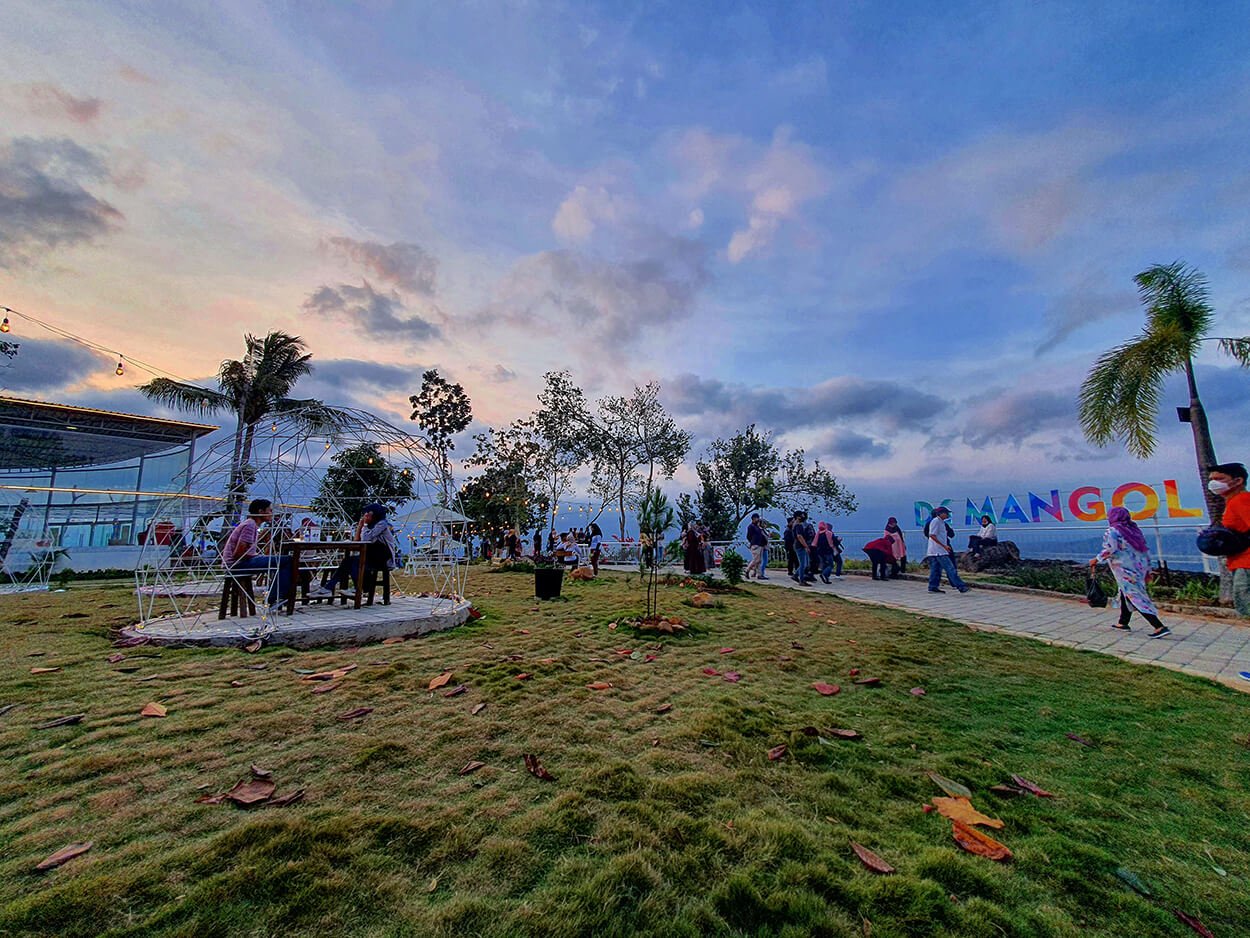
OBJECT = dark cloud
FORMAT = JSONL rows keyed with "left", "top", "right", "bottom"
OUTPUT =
{"left": 0, "top": 137, "right": 123, "bottom": 268}
{"left": 326, "top": 237, "right": 438, "bottom": 295}
{"left": 24, "top": 84, "right": 103, "bottom": 123}
{"left": 480, "top": 235, "right": 709, "bottom": 346}
{"left": 813, "top": 429, "right": 892, "bottom": 460}
{"left": 303, "top": 281, "right": 440, "bottom": 342}
{"left": 307, "top": 358, "right": 416, "bottom": 393}
{"left": 0, "top": 336, "right": 114, "bottom": 392}
{"left": 486, "top": 364, "right": 516, "bottom": 383}
{"left": 960, "top": 388, "right": 1076, "bottom": 447}
{"left": 665, "top": 373, "right": 945, "bottom": 434}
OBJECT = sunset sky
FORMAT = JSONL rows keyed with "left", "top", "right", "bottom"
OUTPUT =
{"left": 3, "top": 0, "right": 1249, "bottom": 525}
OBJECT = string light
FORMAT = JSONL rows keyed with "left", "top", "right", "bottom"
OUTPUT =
{"left": 0, "top": 317, "right": 9, "bottom": 333}
{"left": 115, "top": 357, "right": 125, "bottom": 376}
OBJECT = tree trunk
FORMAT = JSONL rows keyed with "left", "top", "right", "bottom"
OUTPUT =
{"left": 1184, "top": 357, "right": 1231, "bottom": 602}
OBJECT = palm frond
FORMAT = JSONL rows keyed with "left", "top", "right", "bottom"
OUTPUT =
{"left": 137, "top": 378, "right": 229, "bottom": 415}
{"left": 1134, "top": 261, "right": 1213, "bottom": 353}
{"left": 1078, "top": 331, "right": 1177, "bottom": 458}
{"left": 271, "top": 399, "right": 356, "bottom": 436}
{"left": 1216, "top": 336, "right": 1250, "bottom": 367}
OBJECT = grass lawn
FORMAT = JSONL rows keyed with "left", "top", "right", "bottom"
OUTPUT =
{"left": 1, "top": 567, "right": 1247, "bottom": 937}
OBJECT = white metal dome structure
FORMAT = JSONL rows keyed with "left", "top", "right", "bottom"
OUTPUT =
{"left": 0, "top": 495, "right": 60, "bottom": 594}
{"left": 133, "top": 405, "right": 469, "bottom": 641}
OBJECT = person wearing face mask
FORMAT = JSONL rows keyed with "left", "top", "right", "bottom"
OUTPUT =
{"left": 1207, "top": 462, "right": 1250, "bottom": 618}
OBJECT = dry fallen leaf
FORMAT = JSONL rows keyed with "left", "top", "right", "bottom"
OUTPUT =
{"left": 702, "top": 667, "right": 720, "bottom": 676}
{"left": 719, "top": 647, "right": 735, "bottom": 654}
{"left": 989, "top": 784, "right": 1028, "bottom": 797}
{"left": 850, "top": 841, "right": 895, "bottom": 874}
{"left": 267, "top": 789, "right": 305, "bottom": 808}
{"left": 853, "top": 677, "right": 881, "bottom": 686}
{"left": 910, "top": 687, "right": 926, "bottom": 696}
{"left": 106, "top": 653, "right": 126, "bottom": 664}
{"left": 30, "top": 667, "right": 61, "bottom": 675}
{"left": 458, "top": 760, "right": 486, "bottom": 776}
{"left": 1173, "top": 909, "right": 1215, "bottom": 938}
{"left": 382, "top": 636, "right": 405, "bottom": 645}
{"left": 1065, "top": 732, "right": 1095, "bottom": 747}
{"left": 310, "top": 682, "right": 339, "bottom": 694}
{"left": 586, "top": 681, "right": 613, "bottom": 690}
{"left": 523, "top": 753, "right": 556, "bottom": 781}
{"left": 767, "top": 744, "right": 787, "bottom": 761}
{"left": 427, "top": 671, "right": 453, "bottom": 690}
{"left": 444, "top": 684, "right": 468, "bottom": 698}
{"left": 655, "top": 703, "right": 673, "bottom": 714}
{"left": 471, "top": 702, "right": 487, "bottom": 715}
{"left": 849, "top": 668, "right": 860, "bottom": 676}
{"left": 244, "top": 640, "right": 262, "bottom": 653}
{"left": 723, "top": 672, "right": 741, "bottom": 683}
{"left": 139, "top": 702, "right": 167, "bottom": 718}
{"left": 225, "top": 777, "right": 275, "bottom": 807}
{"left": 337, "top": 707, "right": 373, "bottom": 721}
{"left": 515, "top": 673, "right": 531, "bottom": 681}
{"left": 230, "top": 680, "right": 245, "bottom": 688}
{"left": 35, "top": 714, "right": 84, "bottom": 729}
{"left": 951, "top": 820, "right": 1012, "bottom": 862}
{"left": 514, "top": 628, "right": 530, "bottom": 635}
{"left": 608, "top": 622, "right": 618, "bottom": 630}
{"left": 812, "top": 682, "right": 841, "bottom": 696}
{"left": 250, "top": 764, "right": 273, "bottom": 779}
{"left": 35, "top": 841, "right": 93, "bottom": 871}
{"left": 1009, "top": 774, "right": 1055, "bottom": 797}
{"left": 932, "top": 797, "right": 1004, "bottom": 829}
{"left": 827, "top": 728, "right": 863, "bottom": 740}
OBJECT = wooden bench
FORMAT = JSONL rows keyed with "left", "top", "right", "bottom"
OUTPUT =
{"left": 218, "top": 575, "right": 256, "bottom": 619}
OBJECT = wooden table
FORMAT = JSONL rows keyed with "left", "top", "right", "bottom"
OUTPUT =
{"left": 283, "top": 540, "right": 367, "bottom": 616}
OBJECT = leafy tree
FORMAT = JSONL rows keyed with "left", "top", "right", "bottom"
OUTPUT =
{"left": 675, "top": 493, "right": 698, "bottom": 532}
{"left": 532, "top": 371, "right": 593, "bottom": 524}
{"left": 586, "top": 383, "right": 691, "bottom": 539}
{"left": 0, "top": 340, "right": 17, "bottom": 360}
{"left": 694, "top": 476, "right": 737, "bottom": 540}
{"left": 1079, "top": 262, "right": 1250, "bottom": 603}
{"left": 310, "top": 442, "right": 414, "bottom": 526}
{"left": 409, "top": 369, "right": 472, "bottom": 501}
{"left": 463, "top": 420, "right": 548, "bottom": 535}
{"left": 637, "top": 486, "right": 674, "bottom": 622}
{"left": 139, "top": 332, "right": 347, "bottom": 518}
{"left": 457, "top": 465, "right": 545, "bottom": 536}
{"left": 695, "top": 424, "right": 857, "bottom": 535}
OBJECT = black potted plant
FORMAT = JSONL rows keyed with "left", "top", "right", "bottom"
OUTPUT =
{"left": 534, "top": 553, "right": 564, "bottom": 600}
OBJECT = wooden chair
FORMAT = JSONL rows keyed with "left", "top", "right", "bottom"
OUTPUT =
{"left": 218, "top": 575, "right": 256, "bottom": 619}
{"left": 363, "top": 566, "right": 391, "bottom": 606}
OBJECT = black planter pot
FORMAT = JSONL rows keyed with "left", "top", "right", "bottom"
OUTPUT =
{"left": 535, "top": 566, "right": 564, "bottom": 600}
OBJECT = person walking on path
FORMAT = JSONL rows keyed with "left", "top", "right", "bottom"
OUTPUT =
{"left": 884, "top": 517, "right": 906, "bottom": 577}
{"left": 863, "top": 535, "right": 896, "bottom": 581}
{"left": 745, "top": 514, "right": 770, "bottom": 579}
{"left": 1089, "top": 506, "right": 1171, "bottom": 638}
{"left": 1207, "top": 462, "right": 1250, "bottom": 619}
{"left": 813, "top": 521, "right": 838, "bottom": 584}
{"left": 783, "top": 516, "right": 797, "bottom": 578}
{"left": 925, "top": 506, "right": 969, "bottom": 594}
{"left": 792, "top": 511, "right": 816, "bottom": 586}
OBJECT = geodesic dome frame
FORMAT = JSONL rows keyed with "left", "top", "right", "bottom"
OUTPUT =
{"left": 134, "top": 406, "right": 468, "bottom": 638}
{"left": 0, "top": 495, "right": 61, "bottom": 594}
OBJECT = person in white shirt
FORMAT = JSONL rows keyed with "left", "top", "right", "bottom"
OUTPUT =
{"left": 925, "top": 506, "right": 970, "bottom": 594}
{"left": 968, "top": 515, "right": 998, "bottom": 557}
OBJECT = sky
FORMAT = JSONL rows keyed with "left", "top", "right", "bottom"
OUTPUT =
{"left": 2, "top": 0, "right": 1249, "bottom": 530}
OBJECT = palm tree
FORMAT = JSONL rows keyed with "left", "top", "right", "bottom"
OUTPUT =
{"left": 140, "top": 331, "right": 346, "bottom": 518}
{"left": 1079, "top": 261, "right": 1250, "bottom": 528}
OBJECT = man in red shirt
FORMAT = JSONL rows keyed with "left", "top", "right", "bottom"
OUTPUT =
{"left": 1208, "top": 462, "right": 1250, "bottom": 618}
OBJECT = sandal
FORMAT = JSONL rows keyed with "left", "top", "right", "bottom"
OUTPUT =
{"left": 1148, "top": 626, "right": 1172, "bottom": 639}
{"left": 1112, "top": 623, "right": 1131, "bottom": 631}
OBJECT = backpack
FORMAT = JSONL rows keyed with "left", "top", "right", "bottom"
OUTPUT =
{"left": 1196, "top": 526, "right": 1250, "bottom": 557}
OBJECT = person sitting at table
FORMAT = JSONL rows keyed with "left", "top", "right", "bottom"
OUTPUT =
{"left": 557, "top": 530, "right": 580, "bottom": 567}
{"left": 308, "top": 503, "right": 398, "bottom": 599}
{"left": 968, "top": 515, "right": 998, "bottom": 557}
{"left": 221, "top": 498, "right": 292, "bottom": 610}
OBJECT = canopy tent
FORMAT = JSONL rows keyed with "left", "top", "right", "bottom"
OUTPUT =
{"left": 394, "top": 505, "right": 473, "bottom": 526}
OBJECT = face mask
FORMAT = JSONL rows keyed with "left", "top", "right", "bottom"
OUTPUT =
{"left": 1208, "top": 479, "right": 1232, "bottom": 494}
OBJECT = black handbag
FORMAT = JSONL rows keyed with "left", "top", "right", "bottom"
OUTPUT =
{"left": 1085, "top": 575, "right": 1108, "bottom": 608}
{"left": 1196, "top": 526, "right": 1250, "bottom": 557}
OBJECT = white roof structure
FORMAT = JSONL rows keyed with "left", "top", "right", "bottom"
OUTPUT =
{"left": 396, "top": 505, "right": 473, "bottom": 525}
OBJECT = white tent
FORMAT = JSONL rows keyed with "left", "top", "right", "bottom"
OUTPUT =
{"left": 394, "top": 505, "right": 473, "bottom": 526}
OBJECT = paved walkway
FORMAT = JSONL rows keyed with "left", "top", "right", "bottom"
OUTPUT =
{"left": 752, "top": 572, "right": 1250, "bottom": 690}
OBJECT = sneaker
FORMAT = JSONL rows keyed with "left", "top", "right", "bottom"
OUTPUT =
{"left": 341, "top": 589, "right": 357, "bottom": 601}
{"left": 308, "top": 586, "right": 333, "bottom": 599}
{"left": 1238, "top": 671, "right": 1250, "bottom": 681}
{"left": 759, "top": 575, "right": 770, "bottom": 580}
{"left": 928, "top": 588, "right": 945, "bottom": 593}
{"left": 957, "top": 587, "right": 970, "bottom": 593}
{"left": 1148, "top": 626, "right": 1172, "bottom": 639}
{"left": 1112, "top": 623, "right": 1131, "bottom": 631}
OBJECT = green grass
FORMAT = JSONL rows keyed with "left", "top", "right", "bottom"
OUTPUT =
{"left": 1, "top": 569, "right": 1247, "bottom": 937}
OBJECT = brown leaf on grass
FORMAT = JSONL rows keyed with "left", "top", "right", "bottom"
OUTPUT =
{"left": 27, "top": 651, "right": 45, "bottom": 657}
{"left": 1009, "top": 774, "right": 1055, "bottom": 797}
{"left": 723, "top": 672, "right": 741, "bottom": 683}
{"left": 195, "top": 793, "right": 225, "bottom": 805}
{"left": 515, "top": 673, "right": 531, "bottom": 681}
{"left": 951, "top": 820, "right": 1012, "bottom": 862}
{"left": 989, "top": 784, "right": 1028, "bottom": 797}
{"left": 513, "top": 628, "right": 530, "bottom": 635}
{"left": 458, "top": 760, "right": 486, "bottom": 776}
{"left": 337, "top": 707, "right": 373, "bottom": 721}
{"left": 243, "top": 641, "right": 262, "bottom": 653}
{"left": 655, "top": 703, "right": 673, "bottom": 714}
{"left": 614, "top": 648, "right": 634, "bottom": 656}
{"left": 1173, "top": 910, "right": 1215, "bottom": 938}
{"left": 225, "top": 777, "right": 276, "bottom": 807}
{"left": 139, "top": 702, "right": 167, "bottom": 718}
{"left": 471, "top": 703, "right": 487, "bottom": 715}
{"left": 250, "top": 764, "right": 273, "bottom": 779}
{"left": 850, "top": 841, "right": 895, "bottom": 874}
{"left": 1065, "top": 732, "right": 1095, "bottom": 747}
{"left": 427, "top": 671, "right": 453, "bottom": 690}
{"left": 586, "top": 682, "right": 613, "bottom": 690}
{"left": 932, "top": 797, "right": 1004, "bottom": 829}
{"left": 853, "top": 677, "right": 881, "bottom": 686}
{"left": 382, "top": 636, "right": 405, "bottom": 645}
{"left": 304, "top": 665, "right": 357, "bottom": 682}
{"left": 444, "top": 684, "right": 468, "bottom": 697}
{"left": 523, "top": 753, "right": 556, "bottom": 781}
{"left": 311, "top": 681, "right": 339, "bottom": 694}
{"left": 35, "top": 841, "right": 93, "bottom": 871}
{"left": 30, "top": 667, "right": 61, "bottom": 674}
{"left": 36, "top": 714, "right": 84, "bottom": 729}
{"left": 828, "top": 728, "right": 862, "bottom": 740}
{"left": 848, "top": 668, "right": 860, "bottom": 676}
{"left": 702, "top": 667, "right": 720, "bottom": 676}
{"left": 608, "top": 622, "right": 618, "bottom": 630}
{"left": 910, "top": 687, "right": 926, "bottom": 696}
{"left": 790, "top": 640, "right": 803, "bottom": 649}
{"left": 645, "top": 654, "right": 658, "bottom": 662}
{"left": 268, "top": 789, "right": 305, "bottom": 808}
{"left": 812, "top": 682, "right": 841, "bottom": 696}
{"left": 107, "top": 653, "right": 126, "bottom": 664}
{"left": 767, "top": 744, "right": 787, "bottom": 761}
{"left": 927, "top": 772, "right": 973, "bottom": 799}
{"left": 719, "top": 647, "right": 735, "bottom": 654}
{"left": 245, "top": 664, "right": 267, "bottom": 671}
{"left": 230, "top": 680, "right": 245, "bottom": 688}
{"left": 0, "top": 704, "right": 16, "bottom": 717}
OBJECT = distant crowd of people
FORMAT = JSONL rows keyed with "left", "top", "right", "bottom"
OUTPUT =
{"left": 473, "top": 522, "right": 606, "bottom": 576}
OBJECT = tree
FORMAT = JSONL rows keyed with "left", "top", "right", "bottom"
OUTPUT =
{"left": 140, "top": 332, "right": 347, "bottom": 518}
{"left": 0, "top": 340, "right": 17, "bottom": 360}
{"left": 586, "top": 383, "right": 691, "bottom": 539}
{"left": 409, "top": 369, "right": 472, "bottom": 501}
{"left": 310, "top": 442, "right": 414, "bottom": 526}
{"left": 675, "top": 493, "right": 698, "bottom": 532}
{"left": 463, "top": 420, "right": 548, "bottom": 534}
{"left": 1079, "top": 262, "right": 1250, "bottom": 527}
{"left": 637, "top": 486, "right": 674, "bottom": 622}
{"left": 695, "top": 424, "right": 857, "bottom": 535}
{"left": 532, "top": 371, "right": 593, "bottom": 526}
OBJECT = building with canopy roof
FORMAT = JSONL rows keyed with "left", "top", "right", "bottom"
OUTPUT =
{"left": 0, "top": 395, "right": 218, "bottom": 573}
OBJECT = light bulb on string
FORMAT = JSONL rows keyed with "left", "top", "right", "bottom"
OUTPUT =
{"left": 115, "top": 357, "right": 126, "bottom": 376}
{"left": 0, "top": 317, "right": 9, "bottom": 333}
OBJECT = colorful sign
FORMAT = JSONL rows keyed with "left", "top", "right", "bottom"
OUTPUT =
{"left": 913, "top": 480, "right": 1204, "bottom": 527}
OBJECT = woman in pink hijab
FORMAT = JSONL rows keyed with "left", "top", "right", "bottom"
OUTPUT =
{"left": 884, "top": 517, "right": 906, "bottom": 578}
{"left": 1089, "top": 506, "right": 1171, "bottom": 638}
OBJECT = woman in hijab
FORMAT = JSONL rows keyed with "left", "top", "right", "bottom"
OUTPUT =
{"left": 1089, "top": 507, "right": 1171, "bottom": 638}
{"left": 684, "top": 522, "right": 707, "bottom": 574}
{"left": 813, "top": 521, "right": 838, "bottom": 584}
{"left": 884, "top": 517, "right": 906, "bottom": 578}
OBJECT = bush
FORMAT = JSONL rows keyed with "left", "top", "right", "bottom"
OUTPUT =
{"left": 719, "top": 548, "right": 745, "bottom": 586}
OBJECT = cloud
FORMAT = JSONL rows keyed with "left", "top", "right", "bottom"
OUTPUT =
{"left": 0, "top": 336, "right": 115, "bottom": 392}
{"left": 325, "top": 237, "right": 438, "bottom": 295}
{"left": 22, "top": 84, "right": 103, "bottom": 123}
{"left": 307, "top": 358, "right": 417, "bottom": 392}
{"left": 769, "top": 57, "right": 828, "bottom": 94}
{"left": 961, "top": 388, "right": 1077, "bottom": 447}
{"left": 0, "top": 137, "right": 123, "bottom": 268}
{"left": 813, "top": 429, "right": 892, "bottom": 460}
{"left": 303, "top": 281, "right": 440, "bottom": 342}
{"left": 551, "top": 184, "right": 629, "bottom": 243}
{"left": 486, "top": 364, "right": 516, "bottom": 383}
{"left": 1036, "top": 277, "right": 1139, "bottom": 354}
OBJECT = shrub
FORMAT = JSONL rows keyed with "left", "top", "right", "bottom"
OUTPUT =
{"left": 719, "top": 548, "right": 745, "bottom": 586}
